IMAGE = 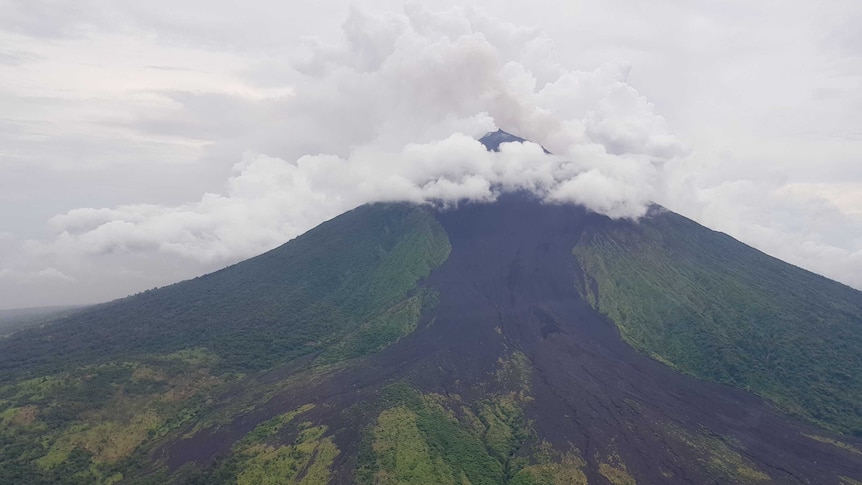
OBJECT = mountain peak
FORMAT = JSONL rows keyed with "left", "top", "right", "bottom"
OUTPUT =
{"left": 3, "top": 192, "right": 862, "bottom": 484}
{"left": 479, "top": 129, "right": 551, "bottom": 154}
{"left": 478, "top": 129, "right": 529, "bottom": 151}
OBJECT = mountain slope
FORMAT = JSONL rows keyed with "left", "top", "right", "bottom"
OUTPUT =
{"left": 573, "top": 208, "right": 862, "bottom": 434}
{"left": 1, "top": 192, "right": 862, "bottom": 484}
{"left": 0, "top": 203, "right": 450, "bottom": 380}
{"left": 163, "top": 195, "right": 862, "bottom": 484}
{"left": 0, "top": 203, "right": 450, "bottom": 484}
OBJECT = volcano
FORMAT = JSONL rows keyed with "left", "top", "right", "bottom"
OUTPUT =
{"left": 1, "top": 134, "right": 862, "bottom": 484}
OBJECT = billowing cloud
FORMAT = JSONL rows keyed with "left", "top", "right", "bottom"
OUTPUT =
{"left": 659, "top": 155, "right": 862, "bottom": 291}
{"left": 42, "top": 135, "right": 646, "bottom": 264}
{"left": 2, "top": 3, "right": 861, "bottom": 309}
{"left": 36, "top": 6, "right": 685, "bottom": 265}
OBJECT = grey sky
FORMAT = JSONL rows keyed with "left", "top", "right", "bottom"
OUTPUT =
{"left": 1, "top": 0, "right": 861, "bottom": 309}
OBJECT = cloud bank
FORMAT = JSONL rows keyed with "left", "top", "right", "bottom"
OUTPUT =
{"left": 41, "top": 6, "right": 685, "bottom": 263}
{"left": 3, "top": 3, "right": 862, "bottom": 308}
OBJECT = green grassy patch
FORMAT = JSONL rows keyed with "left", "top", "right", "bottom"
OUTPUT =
{"left": 509, "top": 442, "right": 587, "bottom": 485}
{"left": 372, "top": 406, "right": 457, "bottom": 484}
{"left": 0, "top": 353, "right": 224, "bottom": 485}
{"left": 241, "top": 404, "right": 316, "bottom": 446}
{"left": 666, "top": 424, "right": 769, "bottom": 483}
{"left": 234, "top": 434, "right": 338, "bottom": 485}
{"left": 181, "top": 404, "right": 336, "bottom": 485}
{"left": 598, "top": 463, "right": 636, "bottom": 485}
{"left": 358, "top": 381, "right": 538, "bottom": 485}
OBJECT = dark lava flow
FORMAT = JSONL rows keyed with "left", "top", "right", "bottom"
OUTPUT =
{"left": 161, "top": 194, "right": 862, "bottom": 484}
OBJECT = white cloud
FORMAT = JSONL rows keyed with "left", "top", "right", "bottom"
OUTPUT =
{"left": 659, "top": 158, "right": 862, "bottom": 291}
{"left": 40, "top": 134, "right": 650, "bottom": 264}
{"left": 1, "top": 2, "right": 861, "bottom": 308}
{"left": 29, "top": 7, "right": 685, "bottom": 267}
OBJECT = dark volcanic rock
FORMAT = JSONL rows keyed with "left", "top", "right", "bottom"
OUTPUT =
{"left": 479, "top": 129, "right": 530, "bottom": 151}
{"left": 422, "top": 194, "right": 862, "bottom": 483}
{"left": 162, "top": 194, "right": 862, "bottom": 484}
{"left": 479, "top": 129, "right": 550, "bottom": 153}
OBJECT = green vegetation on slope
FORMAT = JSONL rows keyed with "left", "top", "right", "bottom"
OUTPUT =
{"left": 0, "top": 203, "right": 451, "bottom": 381}
{"left": 573, "top": 209, "right": 862, "bottom": 434}
{"left": 508, "top": 443, "right": 587, "bottom": 485}
{"left": 360, "top": 389, "right": 533, "bottom": 485}
{"left": 358, "top": 386, "right": 595, "bottom": 485}
{"left": 372, "top": 406, "right": 459, "bottom": 484}
{"left": 233, "top": 411, "right": 339, "bottom": 485}
{"left": 0, "top": 203, "right": 451, "bottom": 484}
{"left": 0, "top": 350, "right": 223, "bottom": 485}
{"left": 318, "top": 290, "right": 435, "bottom": 364}
{"left": 355, "top": 351, "right": 548, "bottom": 485}
{"left": 176, "top": 404, "right": 338, "bottom": 485}
{"left": 663, "top": 423, "right": 769, "bottom": 483}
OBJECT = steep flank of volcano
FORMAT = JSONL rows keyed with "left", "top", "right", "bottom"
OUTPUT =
{"left": 2, "top": 192, "right": 862, "bottom": 484}
{"left": 160, "top": 194, "right": 862, "bottom": 485}
{"left": 573, "top": 209, "right": 862, "bottom": 434}
{"left": 0, "top": 203, "right": 451, "bottom": 382}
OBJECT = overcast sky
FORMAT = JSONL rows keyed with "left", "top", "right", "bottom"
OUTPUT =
{"left": 1, "top": 0, "right": 861, "bottom": 309}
